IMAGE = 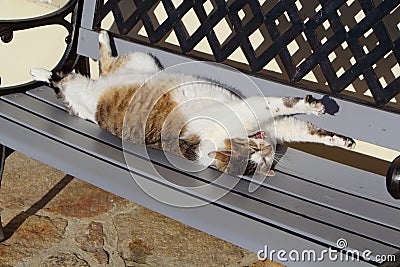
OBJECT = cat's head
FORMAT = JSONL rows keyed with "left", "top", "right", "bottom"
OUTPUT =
{"left": 208, "top": 132, "right": 275, "bottom": 177}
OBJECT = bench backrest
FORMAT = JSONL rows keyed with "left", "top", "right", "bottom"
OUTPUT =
{"left": 77, "top": 0, "right": 400, "bottom": 153}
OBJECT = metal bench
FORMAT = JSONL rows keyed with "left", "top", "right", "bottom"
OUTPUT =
{"left": 1, "top": 0, "right": 399, "bottom": 266}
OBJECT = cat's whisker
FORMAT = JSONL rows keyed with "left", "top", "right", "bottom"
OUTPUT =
{"left": 274, "top": 161, "right": 293, "bottom": 169}
{"left": 273, "top": 154, "right": 294, "bottom": 165}
{"left": 272, "top": 152, "right": 286, "bottom": 158}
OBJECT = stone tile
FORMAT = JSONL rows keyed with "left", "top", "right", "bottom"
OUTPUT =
{"left": 44, "top": 179, "right": 126, "bottom": 219}
{"left": 40, "top": 253, "right": 89, "bottom": 267}
{"left": 0, "top": 215, "right": 67, "bottom": 266}
{"left": 0, "top": 152, "right": 65, "bottom": 211}
{"left": 112, "top": 207, "right": 262, "bottom": 267}
{"left": 75, "top": 221, "right": 109, "bottom": 264}
{"left": 1, "top": 152, "right": 284, "bottom": 267}
{"left": 10, "top": 215, "right": 67, "bottom": 247}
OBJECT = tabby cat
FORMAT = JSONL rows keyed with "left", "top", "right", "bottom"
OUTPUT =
{"left": 31, "top": 30, "right": 356, "bottom": 177}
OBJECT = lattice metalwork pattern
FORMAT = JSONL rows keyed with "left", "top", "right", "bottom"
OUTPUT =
{"left": 94, "top": 0, "right": 400, "bottom": 112}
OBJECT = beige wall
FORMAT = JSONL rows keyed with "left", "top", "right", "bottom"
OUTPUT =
{"left": 0, "top": 0, "right": 68, "bottom": 86}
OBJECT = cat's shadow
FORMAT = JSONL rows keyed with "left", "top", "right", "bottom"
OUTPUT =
{"left": 320, "top": 95, "right": 340, "bottom": 115}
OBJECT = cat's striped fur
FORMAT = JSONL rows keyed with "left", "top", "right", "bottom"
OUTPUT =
{"left": 31, "top": 30, "right": 356, "bottom": 177}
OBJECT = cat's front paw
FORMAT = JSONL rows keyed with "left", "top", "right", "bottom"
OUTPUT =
{"left": 305, "top": 95, "right": 325, "bottom": 116}
{"left": 329, "top": 135, "right": 356, "bottom": 149}
{"left": 344, "top": 137, "right": 356, "bottom": 149}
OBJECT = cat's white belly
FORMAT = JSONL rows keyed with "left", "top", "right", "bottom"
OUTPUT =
{"left": 173, "top": 88, "right": 274, "bottom": 167}
{"left": 63, "top": 72, "right": 156, "bottom": 122}
{"left": 177, "top": 95, "right": 271, "bottom": 140}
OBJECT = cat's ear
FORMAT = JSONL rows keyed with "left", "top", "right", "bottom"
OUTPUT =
{"left": 231, "top": 137, "right": 259, "bottom": 153}
{"left": 208, "top": 150, "right": 239, "bottom": 161}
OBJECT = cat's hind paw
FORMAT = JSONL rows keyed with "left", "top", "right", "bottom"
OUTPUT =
{"left": 305, "top": 95, "right": 325, "bottom": 116}
{"left": 30, "top": 68, "right": 51, "bottom": 83}
{"left": 99, "top": 30, "right": 111, "bottom": 47}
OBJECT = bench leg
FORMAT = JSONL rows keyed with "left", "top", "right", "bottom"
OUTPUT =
{"left": 0, "top": 145, "right": 13, "bottom": 241}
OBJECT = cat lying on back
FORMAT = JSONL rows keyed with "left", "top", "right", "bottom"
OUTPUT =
{"left": 31, "top": 30, "right": 356, "bottom": 177}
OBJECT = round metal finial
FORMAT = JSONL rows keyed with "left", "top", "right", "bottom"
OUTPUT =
{"left": 0, "top": 28, "right": 13, "bottom": 43}
{"left": 65, "top": 35, "right": 72, "bottom": 44}
{"left": 386, "top": 155, "right": 400, "bottom": 199}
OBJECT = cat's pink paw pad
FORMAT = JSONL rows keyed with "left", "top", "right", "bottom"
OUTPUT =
{"left": 305, "top": 95, "right": 325, "bottom": 115}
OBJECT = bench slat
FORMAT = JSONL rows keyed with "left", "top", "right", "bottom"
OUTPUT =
{"left": 26, "top": 86, "right": 67, "bottom": 111}
{"left": 24, "top": 87, "right": 400, "bottom": 227}
{"left": 1, "top": 94, "right": 398, "bottom": 256}
{"left": 25, "top": 86, "right": 396, "bottom": 205}
{"left": 275, "top": 150, "right": 399, "bottom": 208}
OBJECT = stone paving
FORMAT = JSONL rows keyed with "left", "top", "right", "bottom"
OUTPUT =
{"left": 0, "top": 152, "right": 284, "bottom": 267}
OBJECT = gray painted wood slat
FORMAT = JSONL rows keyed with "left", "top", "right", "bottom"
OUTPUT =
{"left": 26, "top": 86, "right": 400, "bottom": 226}
{"left": 1, "top": 94, "right": 398, "bottom": 256}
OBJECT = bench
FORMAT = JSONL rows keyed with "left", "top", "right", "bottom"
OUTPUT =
{"left": 1, "top": 0, "right": 400, "bottom": 265}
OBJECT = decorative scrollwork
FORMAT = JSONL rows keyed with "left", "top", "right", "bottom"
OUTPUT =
{"left": 0, "top": 0, "right": 80, "bottom": 95}
{"left": 0, "top": 27, "right": 13, "bottom": 43}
